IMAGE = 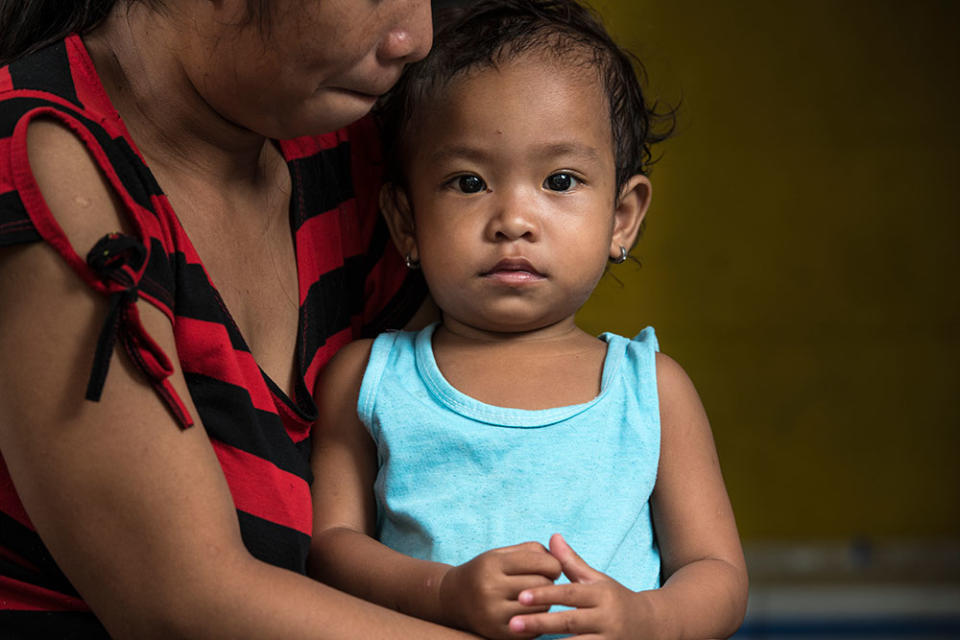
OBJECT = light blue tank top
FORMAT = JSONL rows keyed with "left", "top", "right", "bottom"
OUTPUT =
{"left": 358, "top": 323, "right": 662, "bottom": 594}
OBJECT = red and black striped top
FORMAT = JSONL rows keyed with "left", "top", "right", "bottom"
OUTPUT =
{"left": 0, "top": 35, "right": 425, "bottom": 636}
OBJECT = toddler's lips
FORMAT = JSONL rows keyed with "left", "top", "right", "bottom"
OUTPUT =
{"left": 481, "top": 258, "right": 545, "bottom": 283}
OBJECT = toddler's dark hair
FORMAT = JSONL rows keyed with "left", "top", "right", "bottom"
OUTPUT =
{"left": 377, "top": 0, "right": 675, "bottom": 198}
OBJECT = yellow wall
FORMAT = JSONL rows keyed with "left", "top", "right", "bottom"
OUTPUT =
{"left": 577, "top": 0, "right": 960, "bottom": 541}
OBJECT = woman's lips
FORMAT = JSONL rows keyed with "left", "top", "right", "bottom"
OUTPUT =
{"left": 333, "top": 87, "right": 379, "bottom": 105}
{"left": 481, "top": 258, "right": 545, "bottom": 283}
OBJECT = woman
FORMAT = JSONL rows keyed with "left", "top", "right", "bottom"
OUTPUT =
{"left": 0, "top": 1, "right": 468, "bottom": 637}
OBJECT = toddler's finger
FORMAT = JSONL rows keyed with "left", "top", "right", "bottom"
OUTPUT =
{"left": 501, "top": 550, "right": 562, "bottom": 578}
{"left": 503, "top": 599, "right": 552, "bottom": 618}
{"left": 503, "top": 574, "right": 554, "bottom": 599}
{"left": 549, "top": 533, "right": 604, "bottom": 583}
{"left": 508, "top": 607, "right": 599, "bottom": 637}
{"left": 495, "top": 540, "right": 549, "bottom": 555}
{"left": 517, "top": 582, "right": 597, "bottom": 608}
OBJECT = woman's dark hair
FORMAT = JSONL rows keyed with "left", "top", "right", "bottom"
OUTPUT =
{"left": 377, "top": 0, "right": 676, "bottom": 197}
{"left": 0, "top": 0, "right": 114, "bottom": 64}
{"left": 0, "top": 0, "right": 268, "bottom": 66}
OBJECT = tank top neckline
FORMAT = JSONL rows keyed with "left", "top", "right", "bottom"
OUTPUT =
{"left": 413, "top": 322, "right": 627, "bottom": 429}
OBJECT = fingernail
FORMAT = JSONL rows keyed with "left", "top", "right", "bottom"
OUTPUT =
{"left": 519, "top": 591, "right": 533, "bottom": 604}
{"left": 509, "top": 617, "right": 525, "bottom": 632}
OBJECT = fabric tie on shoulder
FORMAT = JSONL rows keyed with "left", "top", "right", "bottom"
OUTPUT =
{"left": 84, "top": 232, "right": 194, "bottom": 429}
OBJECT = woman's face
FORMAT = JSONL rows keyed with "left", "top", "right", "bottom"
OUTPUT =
{"left": 182, "top": 0, "right": 433, "bottom": 138}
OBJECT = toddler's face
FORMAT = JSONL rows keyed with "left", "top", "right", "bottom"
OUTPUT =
{"left": 396, "top": 54, "right": 632, "bottom": 334}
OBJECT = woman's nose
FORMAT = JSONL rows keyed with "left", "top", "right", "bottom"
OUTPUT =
{"left": 378, "top": 0, "right": 433, "bottom": 65}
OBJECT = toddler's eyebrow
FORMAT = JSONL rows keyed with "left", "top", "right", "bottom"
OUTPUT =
{"left": 429, "top": 144, "right": 490, "bottom": 164}
{"left": 532, "top": 142, "right": 603, "bottom": 162}
{"left": 428, "top": 142, "right": 603, "bottom": 164}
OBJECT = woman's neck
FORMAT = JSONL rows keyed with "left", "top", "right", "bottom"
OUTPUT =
{"left": 83, "top": 5, "right": 270, "bottom": 190}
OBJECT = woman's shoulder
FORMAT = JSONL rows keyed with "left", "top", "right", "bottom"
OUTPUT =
{"left": 1, "top": 35, "right": 162, "bottom": 250}
{"left": 1, "top": 35, "right": 121, "bottom": 126}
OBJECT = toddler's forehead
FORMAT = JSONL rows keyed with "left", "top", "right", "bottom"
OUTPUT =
{"left": 459, "top": 45, "right": 601, "bottom": 90}
{"left": 423, "top": 50, "right": 608, "bottom": 120}
{"left": 403, "top": 52, "right": 616, "bottom": 172}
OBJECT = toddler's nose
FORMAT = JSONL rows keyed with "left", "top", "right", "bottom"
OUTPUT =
{"left": 488, "top": 195, "right": 540, "bottom": 242}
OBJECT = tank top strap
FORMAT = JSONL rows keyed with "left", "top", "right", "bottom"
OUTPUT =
{"left": 602, "top": 326, "right": 660, "bottom": 426}
{"left": 358, "top": 330, "right": 405, "bottom": 437}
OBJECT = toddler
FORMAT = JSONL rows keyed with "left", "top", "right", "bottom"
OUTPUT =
{"left": 309, "top": 1, "right": 748, "bottom": 638}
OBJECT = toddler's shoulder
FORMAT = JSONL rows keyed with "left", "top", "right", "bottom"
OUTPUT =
{"left": 655, "top": 351, "right": 690, "bottom": 389}
{"left": 325, "top": 338, "right": 376, "bottom": 377}
{"left": 318, "top": 338, "right": 377, "bottom": 402}
{"left": 654, "top": 350, "right": 709, "bottom": 428}
{"left": 321, "top": 329, "right": 417, "bottom": 399}
{"left": 617, "top": 327, "right": 695, "bottom": 397}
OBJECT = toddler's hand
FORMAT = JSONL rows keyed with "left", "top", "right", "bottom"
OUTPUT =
{"left": 439, "top": 541, "right": 562, "bottom": 639}
{"left": 507, "top": 534, "right": 654, "bottom": 639}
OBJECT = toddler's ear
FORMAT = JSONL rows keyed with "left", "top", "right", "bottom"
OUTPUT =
{"left": 610, "top": 174, "right": 651, "bottom": 259}
{"left": 380, "top": 183, "right": 419, "bottom": 262}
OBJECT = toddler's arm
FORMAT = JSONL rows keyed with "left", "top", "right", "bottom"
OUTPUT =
{"left": 508, "top": 353, "right": 748, "bottom": 639}
{"left": 309, "top": 339, "right": 561, "bottom": 639}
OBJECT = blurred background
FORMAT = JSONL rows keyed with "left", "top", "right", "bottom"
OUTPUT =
{"left": 437, "top": 0, "right": 960, "bottom": 637}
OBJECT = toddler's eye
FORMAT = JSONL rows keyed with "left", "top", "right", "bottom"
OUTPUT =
{"left": 456, "top": 175, "right": 486, "bottom": 193}
{"left": 544, "top": 172, "right": 579, "bottom": 191}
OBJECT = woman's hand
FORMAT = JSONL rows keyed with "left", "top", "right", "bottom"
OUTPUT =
{"left": 439, "top": 541, "right": 562, "bottom": 639}
{"left": 507, "top": 534, "right": 659, "bottom": 640}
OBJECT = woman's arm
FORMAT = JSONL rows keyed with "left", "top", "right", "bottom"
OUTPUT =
{"left": 309, "top": 339, "right": 561, "bottom": 639}
{"left": 0, "top": 121, "right": 476, "bottom": 640}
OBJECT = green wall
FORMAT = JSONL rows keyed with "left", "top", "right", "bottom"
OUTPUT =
{"left": 577, "top": 0, "right": 960, "bottom": 541}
